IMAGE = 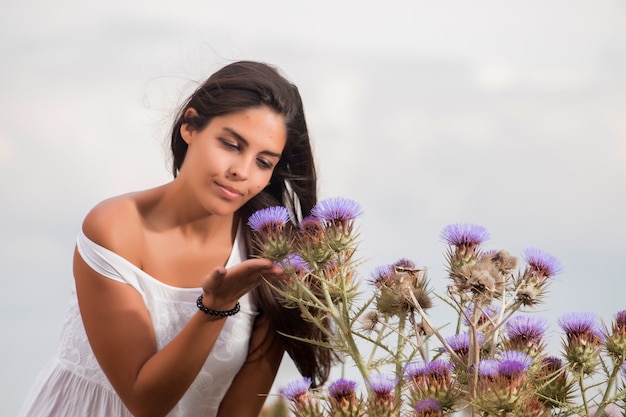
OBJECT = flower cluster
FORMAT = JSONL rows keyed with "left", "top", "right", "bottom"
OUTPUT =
{"left": 249, "top": 203, "right": 626, "bottom": 417}
{"left": 248, "top": 197, "right": 362, "bottom": 307}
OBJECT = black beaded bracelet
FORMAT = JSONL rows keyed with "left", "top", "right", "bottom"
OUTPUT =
{"left": 196, "top": 295, "right": 240, "bottom": 318}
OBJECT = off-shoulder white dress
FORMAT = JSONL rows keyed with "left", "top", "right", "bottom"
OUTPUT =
{"left": 17, "top": 226, "right": 256, "bottom": 417}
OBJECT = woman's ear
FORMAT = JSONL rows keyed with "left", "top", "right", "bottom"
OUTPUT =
{"left": 180, "top": 108, "right": 199, "bottom": 144}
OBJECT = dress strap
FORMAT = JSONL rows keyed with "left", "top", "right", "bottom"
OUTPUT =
{"left": 76, "top": 230, "right": 145, "bottom": 296}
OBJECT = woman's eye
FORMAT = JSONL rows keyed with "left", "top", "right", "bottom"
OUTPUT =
{"left": 257, "top": 158, "right": 273, "bottom": 170}
{"left": 220, "top": 139, "right": 239, "bottom": 150}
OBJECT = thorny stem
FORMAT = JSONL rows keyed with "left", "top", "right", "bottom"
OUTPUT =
{"left": 408, "top": 291, "right": 464, "bottom": 366}
{"left": 468, "top": 301, "right": 480, "bottom": 414}
{"left": 320, "top": 274, "right": 370, "bottom": 383}
{"left": 395, "top": 314, "right": 406, "bottom": 399}
{"left": 366, "top": 318, "right": 386, "bottom": 365}
{"left": 408, "top": 313, "right": 428, "bottom": 361}
{"left": 596, "top": 361, "right": 622, "bottom": 416}
{"left": 578, "top": 373, "right": 589, "bottom": 417}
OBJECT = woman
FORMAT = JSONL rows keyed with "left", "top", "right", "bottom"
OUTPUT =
{"left": 18, "top": 61, "right": 333, "bottom": 417}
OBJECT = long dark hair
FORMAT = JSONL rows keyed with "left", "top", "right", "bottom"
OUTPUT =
{"left": 170, "top": 61, "right": 334, "bottom": 386}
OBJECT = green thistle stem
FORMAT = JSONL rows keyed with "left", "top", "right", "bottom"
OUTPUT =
{"left": 578, "top": 373, "right": 589, "bottom": 416}
{"left": 367, "top": 319, "right": 386, "bottom": 366}
{"left": 321, "top": 276, "right": 370, "bottom": 383}
{"left": 468, "top": 302, "right": 480, "bottom": 412}
{"left": 596, "top": 361, "right": 622, "bottom": 416}
{"left": 395, "top": 314, "right": 406, "bottom": 399}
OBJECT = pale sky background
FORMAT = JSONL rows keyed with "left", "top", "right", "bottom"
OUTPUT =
{"left": 2, "top": 0, "right": 626, "bottom": 414}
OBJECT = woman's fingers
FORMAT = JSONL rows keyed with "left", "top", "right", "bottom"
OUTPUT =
{"left": 201, "top": 259, "right": 286, "bottom": 302}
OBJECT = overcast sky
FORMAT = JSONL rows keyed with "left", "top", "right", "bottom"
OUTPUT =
{"left": 2, "top": 1, "right": 626, "bottom": 414}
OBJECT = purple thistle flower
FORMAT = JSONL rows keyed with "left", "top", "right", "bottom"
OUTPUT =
{"left": 370, "top": 264, "right": 394, "bottom": 288}
{"left": 499, "top": 350, "right": 533, "bottom": 369}
{"left": 404, "top": 360, "right": 429, "bottom": 380}
{"left": 477, "top": 359, "right": 499, "bottom": 378}
{"left": 506, "top": 315, "right": 548, "bottom": 344}
{"left": 367, "top": 373, "right": 397, "bottom": 395}
{"left": 522, "top": 247, "right": 562, "bottom": 278}
{"left": 414, "top": 398, "right": 442, "bottom": 415}
{"left": 616, "top": 310, "right": 626, "bottom": 329}
{"left": 279, "top": 253, "right": 310, "bottom": 277}
{"left": 498, "top": 359, "right": 527, "bottom": 378}
{"left": 393, "top": 258, "right": 416, "bottom": 269}
{"left": 445, "top": 333, "right": 471, "bottom": 354}
{"left": 311, "top": 197, "right": 363, "bottom": 223}
{"left": 541, "top": 356, "right": 563, "bottom": 371}
{"left": 557, "top": 311, "right": 601, "bottom": 337}
{"left": 427, "top": 359, "right": 453, "bottom": 377}
{"left": 440, "top": 223, "right": 489, "bottom": 247}
{"left": 444, "top": 332, "right": 484, "bottom": 356}
{"left": 298, "top": 215, "right": 325, "bottom": 239}
{"left": 621, "top": 361, "right": 626, "bottom": 375}
{"left": 328, "top": 378, "right": 357, "bottom": 399}
{"left": 247, "top": 206, "right": 290, "bottom": 232}
{"left": 279, "top": 376, "right": 312, "bottom": 401}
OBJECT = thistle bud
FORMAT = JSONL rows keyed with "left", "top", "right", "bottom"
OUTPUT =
{"left": 366, "top": 374, "right": 400, "bottom": 417}
{"left": 413, "top": 398, "right": 443, "bottom": 417}
{"left": 327, "top": 378, "right": 363, "bottom": 417}
{"left": 605, "top": 310, "right": 626, "bottom": 361}
{"left": 558, "top": 312, "right": 603, "bottom": 375}
{"left": 279, "top": 377, "right": 323, "bottom": 417}
{"left": 536, "top": 356, "right": 573, "bottom": 408}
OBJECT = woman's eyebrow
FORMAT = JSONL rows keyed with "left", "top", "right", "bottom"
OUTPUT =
{"left": 222, "top": 127, "right": 282, "bottom": 158}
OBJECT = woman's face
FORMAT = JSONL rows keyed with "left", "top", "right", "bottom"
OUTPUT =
{"left": 179, "top": 105, "right": 287, "bottom": 216}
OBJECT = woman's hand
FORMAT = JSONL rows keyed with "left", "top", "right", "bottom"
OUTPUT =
{"left": 200, "top": 259, "right": 286, "bottom": 311}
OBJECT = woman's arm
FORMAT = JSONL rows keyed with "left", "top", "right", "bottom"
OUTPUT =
{"left": 216, "top": 313, "right": 286, "bottom": 417}
{"left": 74, "top": 201, "right": 285, "bottom": 417}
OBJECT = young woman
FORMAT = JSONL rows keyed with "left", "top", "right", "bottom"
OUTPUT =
{"left": 18, "top": 61, "right": 333, "bottom": 417}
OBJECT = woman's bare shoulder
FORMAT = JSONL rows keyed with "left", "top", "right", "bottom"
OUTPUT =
{"left": 81, "top": 192, "right": 146, "bottom": 263}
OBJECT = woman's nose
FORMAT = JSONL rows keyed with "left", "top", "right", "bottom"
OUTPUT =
{"left": 227, "top": 160, "right": 250, "bottom": 180}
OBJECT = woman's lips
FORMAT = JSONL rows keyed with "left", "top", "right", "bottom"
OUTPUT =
{"left": 216, "top": 182, "right": 243, "bottom": 200}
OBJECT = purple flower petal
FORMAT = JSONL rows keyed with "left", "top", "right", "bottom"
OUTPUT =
{"left": 477, "top": 359, "right": 499, "bottom": 378}
{"left": 427, "top": 359, "right": 453, "bottom": 377}
{"left": 279, "top": 253, "right": 310, "bottom": 276}
{"left": 328, "top": 378, "right": 357, "bottom": 399}
{"left": 440, "top": 223, "right": 489, "bottom": 246}
{"left": 414, "top": 398, "right": 442, "bottom": 414}
{"left": 311, "top": 197, "right": 363, "bottom": 222}
{"left": 522, "top": 247, "right": 562, "bottom": 277}
{"left": 247, "top": 206, "right": 290, "bottom": 232}
{"left": 499, "top": 350, "right": 533, "bottom": 369}
{"left": 506, "top": 315, "right": 548, "bottom": 344}
{"left": 393, "top": 258, "right": 416, "bottom": 269}
{"left": 404, "top": 360, "right": 429, "bottom": 380}
{"left": 279, "top": 376, "right": 312, "bottom": 401}
{"left": 370, "top": 264, "right": 394, "bottom": 288}
{"left": 557, "top": 311, "right": 601, "bottom": 336}
{"left": 498, "top": 359, "right": 527, "bottom": 377}
{"left": 367, "top": 373, "right": 397, "bottom": 395}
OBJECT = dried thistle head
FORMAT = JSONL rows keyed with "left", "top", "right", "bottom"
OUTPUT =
{"left": 361, "top": 310, "right": 380, "bottom": 332}
{"left": 490, "top": 250, "right": 518, "bottom": 274}
{"left": 452, "top": 255, "right": 506, "bottom": 302}
{"left": 370, "top": 261, "right": 432, "bottom": 317}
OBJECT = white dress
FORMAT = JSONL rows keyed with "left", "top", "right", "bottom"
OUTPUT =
{"left": 17, "top": 226, "right": 256, "bottom": 417}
